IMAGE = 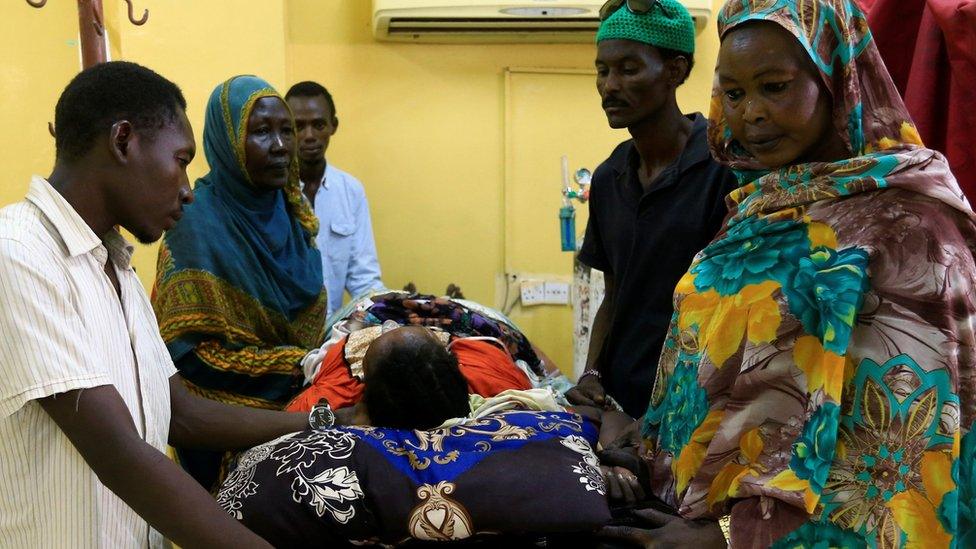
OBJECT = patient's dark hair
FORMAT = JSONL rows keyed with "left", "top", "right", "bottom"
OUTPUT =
{"left": 363, "top": 328, "right": 470, "bottom": 430}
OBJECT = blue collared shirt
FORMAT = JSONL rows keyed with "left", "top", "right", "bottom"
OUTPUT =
{"left": 306, "top": 164, "right": 384, "bottom": 316}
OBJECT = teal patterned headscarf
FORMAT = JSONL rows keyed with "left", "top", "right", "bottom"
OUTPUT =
{"left": 709, "top": 0, "right": 971, "bottom": 221}
{"left": 153, "top": 75, "right": 326, "bottom": 407}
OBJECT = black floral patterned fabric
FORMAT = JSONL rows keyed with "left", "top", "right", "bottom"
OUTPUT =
{"left": 217, "top": 411, "right": 611, "bottom": 546}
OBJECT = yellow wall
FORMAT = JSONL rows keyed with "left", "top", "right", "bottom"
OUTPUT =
{"left": 2, "top": 0, "right": 288, "bottom": 288}
{"left": 286, "top": 1, "right": 722, "bottom": 373}
{"left": 4, "top": 0, "right": 723, "bottom": 375}
{"left": 115, "top": 0, "right": 289, "bottom": 285}
{"left": 2, "top": 2, "right": 79, "bottom": 211}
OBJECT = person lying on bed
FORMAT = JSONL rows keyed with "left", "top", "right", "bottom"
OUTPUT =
{"left": 314, "top": 325, "right": 574, "bottom": 431}
{"left": 301, "top": 323, "right": 635, "bottom": 506}
{"left": 216, "top": 325, "right": 615, "bottom": 546}
{"left": 289, "top": 321, "right": 547, "bottom": 415}
{"left": 287, "top": 292, "right": 571, "bottom": 414}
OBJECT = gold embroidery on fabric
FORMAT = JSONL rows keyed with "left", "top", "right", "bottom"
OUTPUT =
{"left": 181, "top": 377, "right": 279, "bottom": 409}
{"left": 460, "top": 422, "right": 537, "bottom": 442}
{"left": 408, "top": 482, "right": 473, "bottom": 541}
{"left": 377, "top": 415, "right": 577, "bottom": 471}
{"left": 345, "top": 328, "right": 450, "bottom": 380}
{"left": 220, "top": 79, "right": 236, "bottom": 163}
{"left": 283, "top": 171, "right": 319, "bottom": 239}
{"left": 383, "top": 431, "right": 451, "bottom": 467}
{"left": 154, "top": 262, "right": 326, "bottom": 349}
{"left": 396, "top": 450, "right": 460, "bottom": 471}
{"left": 345, "top": 327, "right": 383, "bottom": 379}
{"left": 194, "top": 339, "right": 303, "bottom": 376}
{"left": 155, "top": 244, "right": 174, "bottom": 284}
{"left": 798, "top": 0, "right": 819, "bottom": 52}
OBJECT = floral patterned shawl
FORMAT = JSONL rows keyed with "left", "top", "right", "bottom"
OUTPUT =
{"left": 640, "top": 0, "right": 976, "bottom": 546}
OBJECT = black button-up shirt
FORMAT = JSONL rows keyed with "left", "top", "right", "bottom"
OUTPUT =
{"left": 578, "top": 113, "right": 739, "bottom": 417}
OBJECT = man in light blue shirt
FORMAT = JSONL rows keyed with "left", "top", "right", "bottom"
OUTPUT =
{"left": 286, "top": 81, "right": 384, "bottom": 316}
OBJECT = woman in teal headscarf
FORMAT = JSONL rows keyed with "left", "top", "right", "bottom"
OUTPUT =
{"left": 152, "top": 75, "right": 326, "bottom": 489}
{"left": 597, "top": 0, "right": 976, "bottom": 547}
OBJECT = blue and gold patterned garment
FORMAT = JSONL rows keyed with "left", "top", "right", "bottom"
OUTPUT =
{"left": 639, "top": 1, "right": 976, "bottom": 547}
{"left": 217, "top": 411, "right": 611, "bottom": 545}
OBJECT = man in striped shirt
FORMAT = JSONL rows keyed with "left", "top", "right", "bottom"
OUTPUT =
{"left": 0, "top": 62, "right": 312, "bottom": 547}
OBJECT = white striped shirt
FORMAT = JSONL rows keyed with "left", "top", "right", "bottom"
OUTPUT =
{"left": 0, "top": 176, "right": 175, "bottom": 548}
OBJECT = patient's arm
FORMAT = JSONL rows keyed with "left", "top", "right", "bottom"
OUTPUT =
{"left": 595, "top": 412, "right": 647, "bottom": 505}
{"left": 334, "top": 401, "right": 370, "bottom": 426}
{"left": 599, "top": 410, "right": 638, "bottom": 450}
{"left": 530, "top": 343, "right": 561, "bottom": 374}
{"left": 567, "top": 406, "right": 635, "bottom": 451}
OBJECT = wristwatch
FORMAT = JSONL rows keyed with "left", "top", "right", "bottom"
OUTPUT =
{"left": 308, "top": 398, "right": 336, "bottom": 431}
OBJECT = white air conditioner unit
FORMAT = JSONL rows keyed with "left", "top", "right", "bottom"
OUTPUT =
{"left": 372, "top": 0, "right": 711, "bottom": 43}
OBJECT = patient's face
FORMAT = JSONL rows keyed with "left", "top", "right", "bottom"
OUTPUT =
{"left": 244, "top": 97, "right": 296, "bottom": 191}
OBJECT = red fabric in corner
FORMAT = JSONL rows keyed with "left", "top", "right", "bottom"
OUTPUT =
{"left": 451, "top": 339, "right": 533, "bottom": 397}
{"left": 285, "top": 337, "right": 363, "bottom": 413}
{"left": 867, "top": 0, "right": 976, "bottom": 199}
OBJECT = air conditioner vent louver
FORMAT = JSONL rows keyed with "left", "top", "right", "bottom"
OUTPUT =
{"left": 373, "top": 0, "right": 711, "bottom": 44}
{"left": 388, "top": 17, "right": 600, "bottom": 34}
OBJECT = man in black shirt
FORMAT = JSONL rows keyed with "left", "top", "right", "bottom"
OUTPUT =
{"left": 567, "top": 0, "right": 739, "bottom": 418}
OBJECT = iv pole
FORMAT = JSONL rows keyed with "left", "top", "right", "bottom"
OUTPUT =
{"left": 25, "top": 0, "right": 150, "bottom": 136}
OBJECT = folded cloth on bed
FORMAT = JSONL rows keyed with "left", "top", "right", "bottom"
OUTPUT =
{"left": 218, "top": 410, "right": 611, "bottom": 545}
{"left": 439, "top": 388, "right": 565, "bottom": 429}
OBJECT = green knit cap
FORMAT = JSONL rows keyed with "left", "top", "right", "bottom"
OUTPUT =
{"left": 596, "top": 0, "right": 696, "bottom": 54}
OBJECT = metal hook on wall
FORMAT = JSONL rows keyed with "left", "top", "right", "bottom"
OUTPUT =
{"left": 122, "top": 0, "right": 149, "bottom": 25}
{"left": 92, "top": 3, "right": 105, "bottom": 36}
{"left": 26, "top": 0, "right": 48, "bottom": 7}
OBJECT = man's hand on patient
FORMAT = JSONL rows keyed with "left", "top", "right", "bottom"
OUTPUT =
{"left": 598, "top": 507, "right": 727, "bottom": 549}
{"left": 566, "top": 373, "right": 607, "bottom": 407}
{"left": 602, "top": 465, "right": 644, "bottom": 504}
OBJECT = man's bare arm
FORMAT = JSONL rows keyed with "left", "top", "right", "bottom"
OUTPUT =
{"left": 167, "top": 375, "right": 308, "bottom": 450}
{"left": 39, "top": 385, "right": 271, "bottom": 549}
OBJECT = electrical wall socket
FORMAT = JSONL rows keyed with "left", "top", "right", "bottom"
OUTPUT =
{"left": 543, "top": 282, "right": 570, "bottom": 304}
{"left": 519, "top": 279, "right": 546, "bottom": 306}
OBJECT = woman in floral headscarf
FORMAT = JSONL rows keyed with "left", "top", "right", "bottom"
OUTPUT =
{"left": 599, "top": 0, "right": 976, "bottom": 547}
{"left": 152, "top": 76, "right": 327, "bottom": 490}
